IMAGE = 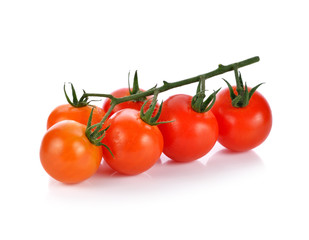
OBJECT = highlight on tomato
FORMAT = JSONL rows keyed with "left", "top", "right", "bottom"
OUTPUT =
{"left": 158, "top": 80, "right": 219, "bottom": 162}
{"left": 102, "top": 71, "right": 159, "bottom": 117}
{"left": 101, "top": 94, "right": 165, "bottom": 175}
{"left": 211, "top": 70, "right": 272, "bottom": 152}
{"left": 47, "top": 83, "right": 105, "bottom": 129}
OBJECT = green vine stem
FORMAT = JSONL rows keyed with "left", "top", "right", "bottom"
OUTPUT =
{"left": 83, "top": 56, "right": 260, "bottom": 124}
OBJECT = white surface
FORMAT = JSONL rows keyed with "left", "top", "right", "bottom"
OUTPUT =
{"left": 1, "top": 1, "right": 308, "bottom": 239}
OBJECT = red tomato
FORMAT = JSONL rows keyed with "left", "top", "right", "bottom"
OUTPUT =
{"left": 212, "top": 86, "right": 272, "bottom": 151}
{"left": 102, "top": 88, "right": 158, "bottom": 117}
{"left": 158, "top": 94, "right": 218, "bottom": 162}
{"left": 47, "top": 104, "right": 105, "bottom": 129}
{"left": 101, "top": 109, "right": 163, "bottom": 175}
{"left": 40, "top": 120, "right": 103, "bottom": 184}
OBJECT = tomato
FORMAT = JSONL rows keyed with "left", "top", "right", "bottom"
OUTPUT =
{"left": 102, "top": 88, "right": 158, "bottom": 117}
{"left": 47, "top": 104, "right": 105, "bottom": 129}
{"left": 40, "top": 120, "right": 103, "bottom": 184}
{"left": 101, "top": 109, "right": 163, "bottom": 175}
{"left": 158, "top": 94, "right": 218, "bottom": 162}
{"left": 211, "top": 86, "right": 272, "bottom": 151}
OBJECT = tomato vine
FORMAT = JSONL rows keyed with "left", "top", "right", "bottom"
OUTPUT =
{"left": 81, "top": 56, "right": 260, "bottom": 124}
{"left": 41, "top": 55, "right": 268, "bottom": 182}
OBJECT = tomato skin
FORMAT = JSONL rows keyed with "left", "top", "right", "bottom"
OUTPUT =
{"left": 211, "top": 87, "right": 272, "bottom": 151}
{"left": 101, "top": 109, "right": 163, "bottom": 175}
{"left": 40, "top": 120, "right": 103, "bottom": 184}
{"left": 102, "top": 88, "right": 158, "bottom": 117}
{"left": 158, "top": 94, "right": 218, "bottom": 162}
{"left": 47, "top": 104, "right": 105, "bottom": 130}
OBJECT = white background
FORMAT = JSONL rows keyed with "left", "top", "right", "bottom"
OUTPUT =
{"left": 1, "top": 0, "right": 308, "bottom": 239}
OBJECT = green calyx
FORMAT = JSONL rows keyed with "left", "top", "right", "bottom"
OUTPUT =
{"left": 140, "top": 91, "right": 172, "bottom": 126}
{"left": 224, "top": 67, "right": 264, "bottom": 108}
{"left": 191, "top": 77, "right": 220, "bottom": 113}
{"left": 128, "top": 70, "right": 147, "bottom": 102}
{"left": 64, "top": 83, "right": 95, "bottom": 108}
{"left": 85, "top": 108, "right": 114, "bottom": 157}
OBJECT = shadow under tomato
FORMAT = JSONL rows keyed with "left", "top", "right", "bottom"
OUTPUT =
{"left": 93, "top": 160, "right": 154, "bottom": 179}
{"left": 204, "top": 149, "right": 264, "bottom": 178}
{"left": 46, "top": 161, "right": 156, "bottom": 201}
{"left": 95, "top": 161, "right": 116, "bottom": 176}
{"left": 46, "top": 148, "right": 265, "bottom": 203}
{"left": 146, "top": 155, "right": 207, "bottom": 180}
{"left": 146, "top": 148, "right": 264, "bottom": 181}
{"left": 48, "top": 148, "right": 263, "bottom": 189}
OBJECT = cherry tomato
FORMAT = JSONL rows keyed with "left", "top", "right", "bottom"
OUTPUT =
{"left": 102, "top": 88, "right": 158, "bottom": 117}
{"left": 101, "top": 109, "right": 163, "bottom": 175}
{"left": 158, "top": 94, "right": 218, "bottom": 162}
{"left": 47, "top": 104, "right": 105, "bottom": 129}
{"left": 40, "top": 120, "right": 103, "bottom": 184}
{"left": 211, "top": 87, "right": 272, "bottom": 151}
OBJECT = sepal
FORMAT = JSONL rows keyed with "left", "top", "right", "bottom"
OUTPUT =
{"left": 191, "top": 78, "right": 220, "bottom": 113}
{"left": 64, "top": 83, "right": 96, "bottom": 108}
{"left": 140, "top": 91, "right": 173, "bottom": 126}
{"left": 85, "top": 108, "right": 114, "bottom": 157}
{"left": 223, "top": 70, "right": 264, "bottom": 108}
{"left": 128, "top": 70, "right": 147, "bottom": 101}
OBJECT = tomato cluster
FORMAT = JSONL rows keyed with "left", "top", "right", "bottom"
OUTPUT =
{"left": 40, "top": 71, "right": 272, "bottom": 184}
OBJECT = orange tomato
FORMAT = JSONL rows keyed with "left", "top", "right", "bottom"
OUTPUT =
{"left": 47, "top": 104, "right": 105, "bottom": 129}
{"left": 40, "top": 120, "right": 103, "bottom": 184}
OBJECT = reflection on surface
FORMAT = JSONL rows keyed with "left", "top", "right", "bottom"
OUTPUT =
{"left": 94, "top": 161, "right": 153, "bottom": 179}
{"left": 95, "top": 161, "right": 116, "bottom": 176}
{"left": 204, "top": 149, "right": 264, "bottom": 177}
{"left": 147, "top": 148, "right": 264, "bottom": 180}
{"left": 46, "top": 147, "right": 265, "bottom": 201}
